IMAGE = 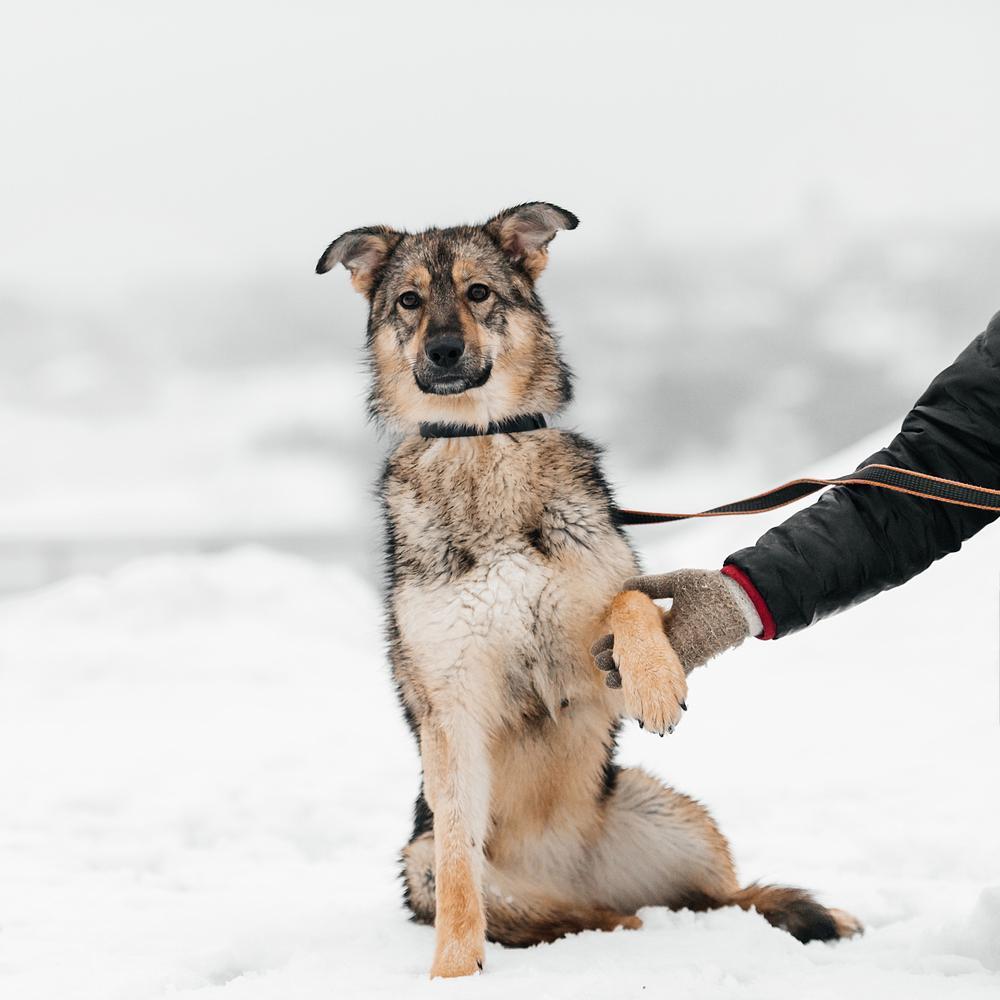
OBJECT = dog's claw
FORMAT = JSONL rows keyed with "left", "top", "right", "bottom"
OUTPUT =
{"left": 680, "top": 700, "right": 688, "bottom": 711}
{"left": 638, "top": 720, "right": 644, "bottom": 730}
{"left": 667, "top": 724, "right": 674, "bottom": 734}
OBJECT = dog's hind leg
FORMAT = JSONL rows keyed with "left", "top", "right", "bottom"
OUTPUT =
{"left": 582, "top": 767, "right": 862, "bottom": 943}
{"left": 402, "top": 830, "right": 642, "bottom": 948}
{"left": 583, "top": 766, "right": 739, "bottom": 911}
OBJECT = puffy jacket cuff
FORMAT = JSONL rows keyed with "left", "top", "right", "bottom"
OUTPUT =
{"left": 721, "top": 564, "right": 777, "bottom": 640}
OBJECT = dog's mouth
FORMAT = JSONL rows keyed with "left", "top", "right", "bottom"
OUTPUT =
{"left": 414, "top": 362, "right": 493, "bottom": 396}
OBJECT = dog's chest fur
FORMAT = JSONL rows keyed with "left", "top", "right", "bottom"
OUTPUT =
{"left": 382, "top": 429, "right": 637, "bottom": 727}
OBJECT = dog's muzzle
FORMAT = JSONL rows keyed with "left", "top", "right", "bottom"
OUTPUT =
{"left": 415, "top": 334, "right": 492, "bottom": 394}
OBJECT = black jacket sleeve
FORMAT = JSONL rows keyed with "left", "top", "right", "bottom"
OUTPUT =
{"left": 724, "top": 311, "right": 1000, "bottom": 638}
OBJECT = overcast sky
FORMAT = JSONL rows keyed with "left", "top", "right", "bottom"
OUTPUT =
{"left": 3, "top": 0, "right": 999, "bottom": 298}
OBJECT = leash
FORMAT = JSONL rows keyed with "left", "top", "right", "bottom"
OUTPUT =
{"left": 415, "top": 416, "right": 1000, "bottom": 524}
{"left": 612, "top": 463, "right": 1000, "bottom": 525}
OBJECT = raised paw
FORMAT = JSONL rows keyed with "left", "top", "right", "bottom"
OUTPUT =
{"left": 598, "top": 590, "right": 688, "bottom": 736}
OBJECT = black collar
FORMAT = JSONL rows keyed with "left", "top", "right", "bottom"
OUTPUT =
{"left": 419, "top": 413, "right": 548, "bottom": 439}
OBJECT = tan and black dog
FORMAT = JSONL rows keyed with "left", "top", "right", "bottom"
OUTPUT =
{"left": 317, "top": 203, "right": 860, "bottom": 978}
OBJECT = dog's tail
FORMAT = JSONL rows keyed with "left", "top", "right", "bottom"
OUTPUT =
{"left": 728, "top": 882, "right": 863, "bottom": 943}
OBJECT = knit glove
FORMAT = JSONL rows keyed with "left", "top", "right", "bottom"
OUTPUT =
{"left": 592, "top": 570, "right": 752, "bottom": 684}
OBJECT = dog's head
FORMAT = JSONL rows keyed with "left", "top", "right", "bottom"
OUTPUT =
{"left": 317, "top": 202, "right": 577, "bottom": 431}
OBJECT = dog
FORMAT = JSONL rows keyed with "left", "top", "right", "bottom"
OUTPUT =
{"left": 317, "top": 203, "right": 861, "bottom": 978}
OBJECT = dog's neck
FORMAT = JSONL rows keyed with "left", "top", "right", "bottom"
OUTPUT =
{"left": 418, "top": 413, "right": 548, "bottom": 440}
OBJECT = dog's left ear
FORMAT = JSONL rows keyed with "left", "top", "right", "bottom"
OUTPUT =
{"left": 484, "top": 202, "right": 579, "bottom": 280}
{"left": 315, "top": 226, "right": 403, "bottom": 297}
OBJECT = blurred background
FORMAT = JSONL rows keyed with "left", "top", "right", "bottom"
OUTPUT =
{"left": 3, "top": 0, "right": 999, "bottom": 592}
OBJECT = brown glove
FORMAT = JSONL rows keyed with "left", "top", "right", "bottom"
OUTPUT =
{"left": 591, "top": 569, "right": 751, "bottom": 685}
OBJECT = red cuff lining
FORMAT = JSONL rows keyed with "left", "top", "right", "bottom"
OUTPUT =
{"left": 721, "top": 564, "right": 777, "bottom": 640}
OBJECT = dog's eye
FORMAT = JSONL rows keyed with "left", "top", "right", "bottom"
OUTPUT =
{"left": 467, "top": 283, "right": 491, "bottom": 303}
{"left": 398, "top": 291, "right": 422, "bottom": 310}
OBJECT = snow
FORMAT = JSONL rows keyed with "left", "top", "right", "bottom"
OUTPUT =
{"left": 0, "top": 364, "right": 379, "bottom": 593}
{"left": 1, "top": 441, "right": 998, "bottom": 998}
{"left": 0, "top": 365, "right": 369, "bottom": 539}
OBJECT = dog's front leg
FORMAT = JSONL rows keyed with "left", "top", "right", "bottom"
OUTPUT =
{"left": 420, "top": 714, "right": 489, "bottom": 978}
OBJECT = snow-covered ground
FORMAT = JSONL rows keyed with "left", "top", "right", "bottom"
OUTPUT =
{"left": 1, "top": 440, "right": 998, "bottom": 998}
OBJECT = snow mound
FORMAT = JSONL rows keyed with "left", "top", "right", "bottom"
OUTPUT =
{"left": 934, "top": 887, "right": 1000, "bottom": 973}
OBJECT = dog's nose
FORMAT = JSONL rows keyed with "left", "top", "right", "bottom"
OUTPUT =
{"left": 424, "top": 334, "right": 465, "bottom": 370}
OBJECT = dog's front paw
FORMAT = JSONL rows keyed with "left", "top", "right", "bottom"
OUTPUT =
{"left": 601, "top": 590, "right": 687, "bottom": 736}
{"left": 430, "top": 931, "right": 485, "bottom": 979}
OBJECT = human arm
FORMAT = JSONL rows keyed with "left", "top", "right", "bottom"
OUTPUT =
{"left": 594, "top": 311, "right": 1000, "bottom": 678}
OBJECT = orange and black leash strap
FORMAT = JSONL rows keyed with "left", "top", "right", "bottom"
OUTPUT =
{"left": 612, "top": 463, "right": 1000, "bottom": 526}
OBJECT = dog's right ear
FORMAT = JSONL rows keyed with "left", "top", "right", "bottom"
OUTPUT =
{"left": 315, "top": 226, "right": 403, "bottom": 297}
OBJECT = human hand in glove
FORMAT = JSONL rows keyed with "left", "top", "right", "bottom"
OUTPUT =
{"left": 591, "top": 569, "right": 759, "bottom": 686}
